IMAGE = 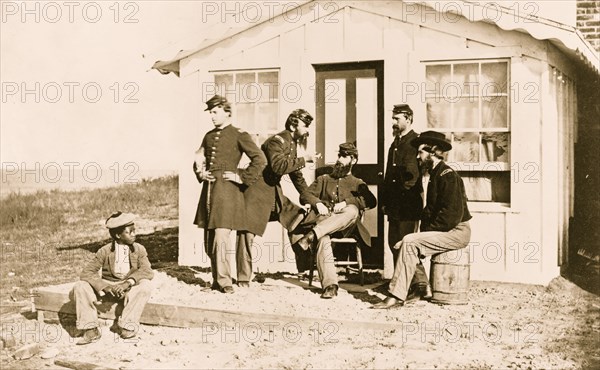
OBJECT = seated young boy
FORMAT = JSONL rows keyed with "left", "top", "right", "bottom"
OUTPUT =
{"left": 72, "top": 212, "right": 154, "bottom": 345}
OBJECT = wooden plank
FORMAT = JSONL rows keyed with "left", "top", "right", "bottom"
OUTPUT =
{"left": 55, "top": 359, "right": 117, "bottom": 370}
{"left": 35, "top": 287, "right": 400, "bottom": 332}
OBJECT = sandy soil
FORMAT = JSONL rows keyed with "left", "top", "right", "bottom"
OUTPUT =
{"left": 1, "top": 271, "right": 599, "bottom": 369}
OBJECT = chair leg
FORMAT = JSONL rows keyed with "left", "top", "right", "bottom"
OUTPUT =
{"left": 308, "top": 249, "right": 315, "bottom": 287}
{"left": 356, "top": 244, "right": 364, "bottom": 286}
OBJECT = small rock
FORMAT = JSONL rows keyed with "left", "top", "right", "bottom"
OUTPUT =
{"left": 1, "top": 334, "right": 17, "bottom": 349}
{"left": 160, "top": 340, "right": 170, "bottom": 346}
{"left": 40, "top": 347, "right": 59, "bottom": 359}
{"left": 13, "top": 343, "right": 41, "bottom": 360}
{"left": 7, "top": 272, "right": 15, "bottom": 277}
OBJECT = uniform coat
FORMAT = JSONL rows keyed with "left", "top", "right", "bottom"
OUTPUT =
{"left": 243, "top": 130, "right": 307, "bottom": 236}
{"left": 386, "top": 160, "right": 472, "bottom": 301}
{"left": 79, "top": 242, "right": 154, "bottom": 293}
{"left": 421, "top": 161, "right": 472, "bottom": 232}
{"left": 294, "top": 173, "right": 377, "bottom": 247}
{"left": 381, "top": 130, "right": 423, "bottom": 221}
{"left": 194, "top": 124, "right": 266, "bottom": 231}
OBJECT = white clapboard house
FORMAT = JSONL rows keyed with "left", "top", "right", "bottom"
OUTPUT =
{"left": 153, "top": 1, "right": 600, "bottom": 285}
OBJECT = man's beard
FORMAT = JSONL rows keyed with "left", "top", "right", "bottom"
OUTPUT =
{"left": 330, "top": 161, "right": 352, "bottom": 179}
{"left": 295, "top": 133, "right": 308, "bottom": 150}
{"left": 419, "top": 157, "right": 434, "bottom": 175}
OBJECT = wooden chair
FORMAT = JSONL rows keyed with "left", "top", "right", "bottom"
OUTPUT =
{"left": 307, "top": 232, "right": 364, "bottom": 287}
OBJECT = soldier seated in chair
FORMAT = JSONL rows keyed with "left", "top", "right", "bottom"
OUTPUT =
{"left": 290, "top": 143, "right": 376, "bottom": 299}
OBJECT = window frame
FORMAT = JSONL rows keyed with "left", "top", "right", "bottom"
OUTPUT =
{"left": 210, "top": 68, "right": 280, "bottom": 145}
{"left": 422, "top": 58, "right": 512, "bottom": 206}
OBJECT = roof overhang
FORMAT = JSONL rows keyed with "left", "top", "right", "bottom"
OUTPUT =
{"left": 151, "top": 0, "right": 599, "bottom": 77}
{"left": 410, "top": 1, "right": 599, "bottom": 75}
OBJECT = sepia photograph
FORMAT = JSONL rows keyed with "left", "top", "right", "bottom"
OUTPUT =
{"left": 1, "top": 0, "right": 599, "bottom": 368}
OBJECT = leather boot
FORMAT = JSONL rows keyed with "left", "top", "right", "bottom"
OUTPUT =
{"left": 320, "top": 284, "right": 338, "bottom": 299}
{"left": 297, "top": 230, "right": 316, "bottom": 251}
{"left": 76, "top": 327, "right": 102, "bottom": 345}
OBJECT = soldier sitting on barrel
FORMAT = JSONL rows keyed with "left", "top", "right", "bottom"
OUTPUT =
{"left": 373, "top": 131, "right": 472, "bottom": 309}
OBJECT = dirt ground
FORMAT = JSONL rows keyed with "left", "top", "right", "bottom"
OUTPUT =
{"left": 1, "top": 270, "right": 599, "bottom": 369}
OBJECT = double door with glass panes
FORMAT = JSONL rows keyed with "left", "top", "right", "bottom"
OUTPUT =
{"left": 313, "top": 61, "right": 385, "bottom": 267}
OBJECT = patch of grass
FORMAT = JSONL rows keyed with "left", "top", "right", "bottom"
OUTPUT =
{"left": 0, "top": 176, "right": 178, "bottom": 303}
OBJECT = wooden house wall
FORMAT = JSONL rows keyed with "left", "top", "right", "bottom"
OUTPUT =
{"left": 176, "top": 1, "right": 576, "bottom": 284}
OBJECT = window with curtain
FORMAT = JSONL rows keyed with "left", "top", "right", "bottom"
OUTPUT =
{"left": 213, "top": 70, "right": 279, "bottom": 146}
{"left": 425, "top": 60, "right": 510, "bottom": 203}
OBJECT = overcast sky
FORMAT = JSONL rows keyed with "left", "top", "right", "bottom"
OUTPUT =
{"left": 1, "top": 1, "right": 214, "bottom": 174}
{"left": 0, "top": 0, "right": 576, "bottom": 183}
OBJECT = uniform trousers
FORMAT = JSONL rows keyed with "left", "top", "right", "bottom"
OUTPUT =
{"left": 205, "top": 228, "right": 252, "bottom": 288}
{"left": 73, "top": 279, "right": 152, "bottom": 331}
{"left": 388, "top": 221, "right": 471, "bottom": 300}
{"left": 313, "top": 205, "right": 360, "bottom": 289}
{"left": 388, "top": 218, "right": 429, "bottom": 287}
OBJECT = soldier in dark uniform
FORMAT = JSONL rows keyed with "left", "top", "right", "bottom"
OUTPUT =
{"left": 239, "top": 109, "right": 321, "bottom": 284}
{"left": 381, "top": 104, "right": 430, "bottom": 300}
{"left": 290, "top": 143, "right": 377, "bottom": 299}
{"left": 193, "top": 95, "right": 266, "bottom": 293}
{"left": 373, "top": 131, "right": 472, "bottom": 309}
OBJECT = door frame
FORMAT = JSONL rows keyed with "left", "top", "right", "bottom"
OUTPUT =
{"left": 312, "top": 60, "right": 385, "bottom": 267}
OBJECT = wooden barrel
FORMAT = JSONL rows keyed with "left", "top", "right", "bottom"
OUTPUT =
{"left": 430, "top": 248, "right": 470, "bottom": 305}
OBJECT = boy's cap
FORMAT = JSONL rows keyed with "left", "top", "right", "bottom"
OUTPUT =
{"left": 105, "top": 212, "right": 135, "bottom": 229}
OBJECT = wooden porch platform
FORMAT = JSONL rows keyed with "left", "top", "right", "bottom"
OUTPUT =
{"left": 33, "top": 280, "right": 393, "bottom": 332}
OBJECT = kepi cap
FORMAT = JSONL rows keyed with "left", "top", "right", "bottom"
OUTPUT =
{"left": 392, "top": 104, "right": 413, "bottom": 115}
{"left": 338, "top": 142, "right": 358, "bottom": 158}
{"left": 204, "top": 95, "right": 229, "bottom": 111}
{"left": 105, "top": 212, "right": 135, "bottom": 229}
{"left": 289, "top": 109, "right": 314, "bottom": 125}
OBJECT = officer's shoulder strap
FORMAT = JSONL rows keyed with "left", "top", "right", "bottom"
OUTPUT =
{"left": 440, "top": 168, "right": 454, "bottom": 177}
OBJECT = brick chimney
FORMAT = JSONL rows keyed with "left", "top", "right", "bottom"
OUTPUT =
{"left": 577, "top": 0, "right": 600, "bottom": 52}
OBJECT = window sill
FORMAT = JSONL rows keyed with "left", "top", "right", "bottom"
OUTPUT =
{"left": 468, "top": 202, "right": 516, "bottom": 213}
{"left": 450, "top": 162, "right": 510, "bottom": 171}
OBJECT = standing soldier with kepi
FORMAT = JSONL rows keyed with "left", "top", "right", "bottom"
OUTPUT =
{"left": 381, "top": 104, "right": 431, "bottom": 301}
{"left": 193, "top": 95, "right": 266, "bottom": 294}
{"left": 240, "top": 109, "right": 321, "bottom": 279}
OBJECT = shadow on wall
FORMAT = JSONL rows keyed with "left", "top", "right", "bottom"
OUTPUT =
{"left": 565, "top": 69, "right": 600, "bottom": 296}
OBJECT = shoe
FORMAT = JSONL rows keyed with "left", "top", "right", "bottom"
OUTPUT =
{"left": 119, "top": 327, "right": 136, "bottom": 339}
{"left": 238, "top": 281, "right": 250, "bottom": 288}
{"left": 76, "top": 327, "right": 101, "bottom": 345}
{"left": 372, "top": 296, "right": 404, "bottom": 309}
{"left": 222, "top": 286, "right": 234, "bottom": 294}
{"left": 297, "top": 231, "right": 315, "bottom": 251}
{"left": 406, "top": 284, "right": 433, "bottom": 303}
{"left": 423, "top": 285, "right": 433, "bottom": 301}
{"left": 210, "top": 282, "right": 220, "bottom": 291}
{"left": 320, "top": 285, "right": 338, "bottom": 299}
